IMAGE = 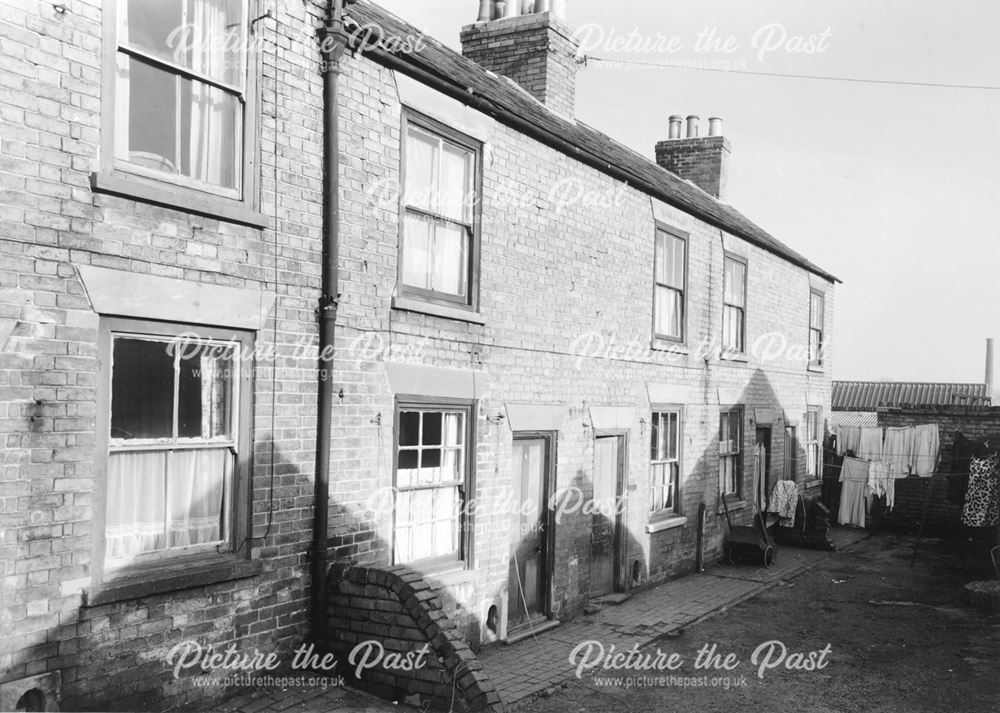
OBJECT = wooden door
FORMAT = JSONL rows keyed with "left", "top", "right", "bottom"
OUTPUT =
{"left": 589, "top": 436, "right": 622, "bottom": 597}
{"left": 508, "top": 437, "right": 551, "bottom": 629}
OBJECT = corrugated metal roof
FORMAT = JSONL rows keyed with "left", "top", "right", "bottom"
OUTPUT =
{"left": 832, "top": 381, "right": 991, "bottom": 411}
{"left": 348, "top": 2, "right": 840, "bottom": 284}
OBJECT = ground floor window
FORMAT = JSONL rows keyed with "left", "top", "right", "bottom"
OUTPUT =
{"left": 650, "top": 410, "right": 681, "bottom": 514}
{"left": 99, "top": 318, "right": 251, "bottom": 572}
{"left": 719, "top": 408, "right": 743, "bottom": 496}
{"left": 394, "top": 400, "right": 473, "bottom": 566}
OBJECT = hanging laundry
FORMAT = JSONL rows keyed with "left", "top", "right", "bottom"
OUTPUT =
{"left": 882, "top": 426, "right": 914, "bottom": 478}
{"left": 857, "top": 427, "right": 884, "bottom": 462}
{"left": 911, "top": 424, "right": 940, "bottom": 477}
{"left": 768, "top": 480, "right": 799, "bottom": 528}
{"left": 867, "top": 460, "right": 894, "bottom": 511}
{"left": 838, "top": 456, "right": 869, "bottom": 528}
{"left": 836, "top": 426, "right": 862, "bottom": 456}
{"left": 961, "top": 453, "right": 999, "bottom": 527}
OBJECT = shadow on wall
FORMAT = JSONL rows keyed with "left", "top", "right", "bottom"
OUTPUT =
{"left": 2, "top": 434, "right": 393, "bottom": 713}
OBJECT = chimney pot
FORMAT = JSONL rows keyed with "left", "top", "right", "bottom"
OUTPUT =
{"left": 668, "top": 115, "right": 683, "bottom": 140}
{"left": 708, "top": 117, "right": 723, "bottom": 137}
{"left": 503, "top": 0, "right": 520, "bottom": 18}
{"left": 536, "top": 0, "right": 551, "bottom": 12}
{"left": 686, "top": 115, "right": 700, "bottom": 138}
{"left": 478, "top": 0, "right": 492, "bottom": 21}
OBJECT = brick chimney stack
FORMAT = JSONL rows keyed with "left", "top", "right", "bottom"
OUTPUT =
{"left": 460, "top": 1, "right": 580, "bottom": 119}
{"left": 655, "top": 115, "right": 732, "bottom": 200}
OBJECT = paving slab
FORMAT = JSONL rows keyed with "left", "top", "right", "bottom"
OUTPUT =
{"left": 479, "top": 527, "right": 870, "bottom": 708}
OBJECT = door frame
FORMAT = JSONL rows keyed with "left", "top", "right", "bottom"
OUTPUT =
{"left": 755, "top": 425, "right": 773, "bottom": 508}
{"left": 511, "top": 431, "right": 557, "bottom": 620}
{"left": 593, "top": 429, "right": 628, "bottom": 594}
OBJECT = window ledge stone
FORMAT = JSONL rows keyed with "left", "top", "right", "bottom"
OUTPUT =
{"left": 802, "top": 478, "right": 823, "bottom": 489}
{"left": 90, "top": 171, "right": 269, "bottom": 229}
{"left": 720, "top": 352, "right": 749, "bottom": 364}
{"left": 82, "top": 557, "right": 266, "bottom": 607}
{"left": 645, "top": 515, "right": 688, "bottom": 534}
{"left": 392, "top": 296, "right": 486, "bottom": 325}
{"left": 650, "top": 339, "right": 689, "bottom": 356}
{"left": 807, "top": 365, "right": 825, "bottom": 374}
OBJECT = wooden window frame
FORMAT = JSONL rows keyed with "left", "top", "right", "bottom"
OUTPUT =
{"left": 652, "top": 225, "right": 688, "bottom": 344}
{"left": 650, "top": 407, "right": 683, "bottom": 516}
{"left": 398, "top": 109, "right": 483, "bottom": 313}
{"left": 93, "top": 317, "right": 255, "bottom": 590}
{"left": 809, "top": 289, "right": 825, "bottom": 368}
{"left": 804, "top": 407, "right": 822, "bottom": 479}
{"left": 93, "top": 0, "right": 266, "bottom": 228}
{"left": 392, "top": 396, "right": 477, "bottom": 571}
{"left": 719, "top": 406, "right": 744, "bottom": 498}
{"left": 722, "top": 253, "right": 748, "bottom": 355}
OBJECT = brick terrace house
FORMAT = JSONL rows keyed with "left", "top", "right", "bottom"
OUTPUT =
{"left": 0, "top": 0, "right": 838, "bottom": 709}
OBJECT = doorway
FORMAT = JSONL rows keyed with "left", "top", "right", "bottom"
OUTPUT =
{"left": 755, "top": 426, "right": 773, "bottom": 507}
{"left": 589, "top": 434, "right": 625, "bottom": 598}
{"left": 508, "top": 434, "right": 554, "bottom": 633}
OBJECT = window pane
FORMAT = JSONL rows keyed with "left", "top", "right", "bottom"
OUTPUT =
{"left": 167, "top": 447, "right": 228, "bottom": 547}
{"left": 668, "top": 413, "right": 678, "bottom": 459}
{"left": 402, "top": 214, "right": 432, "bottom": 290}
{"left": 724, "top": 259, "right": 745, "bottom": 306}
{"left": 117, "top": 55, "right": 241, "bottom": 190}
{"left": 123, "top": 0, "right": 246, "bottom": 88}
{"left": 177, "top": 344, "right": 235, "bottom": 439}
{"left": 655, "top": 233, "right": 685, "bottom": 288}
{"left": 810, "top": 294, "right": 824, "bottom": 329}
{"left": 655, "top": 286, "right": 682, "bottom": 339}
{"left": 443, "top": 413, "right": 464, "bottom": 446}
{"left": 405, "top": 126, "right": 436, "bottom": 213}
{"left": 106, "top": 450, "right": 167, "bottom": 560}
{"left": 438, "top": 141, "right": 472, "bottom": 223}
{"left": 112, "top": 338, "right": 174, "bottom": 440}
{"left": 723, "top": 306, "right": 744, "bottom": 351}
{"left": 432, "top": 222, "right": 468, "bottom": 297}
{"left": 399, "top": 411, "right": 420, "bottom": 446}
{"left": 650, "top": 413, "right": 660, "bottom": 461}
{"left": 422, "top": 412, "right": 443, "bottom": 445}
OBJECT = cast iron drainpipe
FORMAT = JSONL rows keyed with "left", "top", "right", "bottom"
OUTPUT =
{"left": 311, "top": 0, "right": 349, "bottom": 643}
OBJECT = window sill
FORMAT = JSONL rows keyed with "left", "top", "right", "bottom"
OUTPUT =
{"left": 807, "top": 365, "right": 825, "bottom": 374}
{"left": 90, "top": 171, "right": 269, "bottom": 229}
{"left": 645, "top": 515, "right": 687, "bottom": 534}
{"left": 82, "top": 557, "right": 266, "bottom": 608}
{"left": 802, "top": 478, "right": 823, "bottom": 489}
{"left": 720, "top": 352, "right": 749, "bottom": 364}
{"left": 423, "top": 566, "right": 478, "bottom": 588}
{"left": 650, "top": 339, "right": 689, "bottom": 355}
{"left": 392, "top": 296, "right": 486, "bottom": 325}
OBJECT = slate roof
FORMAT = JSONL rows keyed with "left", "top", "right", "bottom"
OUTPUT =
{"left": 347, "top": 1, "right": 840, "bottom": 284}
{"left": 832, "top": 381, "right": 991, "bottom": 411}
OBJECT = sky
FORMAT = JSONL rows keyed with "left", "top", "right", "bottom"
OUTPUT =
{"left": 373, "top": 0, "right": 1000, "bottom": 385}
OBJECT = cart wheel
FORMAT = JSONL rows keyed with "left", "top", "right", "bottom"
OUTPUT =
{"left": 762, "top": 546, "right": 775, "bottom": 569}
{"left": 727, "top": 546, "right": 738, "bottom": 565}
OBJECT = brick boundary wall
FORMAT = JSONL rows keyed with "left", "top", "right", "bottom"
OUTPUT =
{"left": 326, "top": 563, "right": 504, "bottom": 713}
{"left": 877, "top": 406, "right": 1000, "bottom": 534}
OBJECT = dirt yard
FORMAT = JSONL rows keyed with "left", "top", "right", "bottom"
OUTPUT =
{"left": 519, "top": 533, "right": 999, "bottom": 713}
